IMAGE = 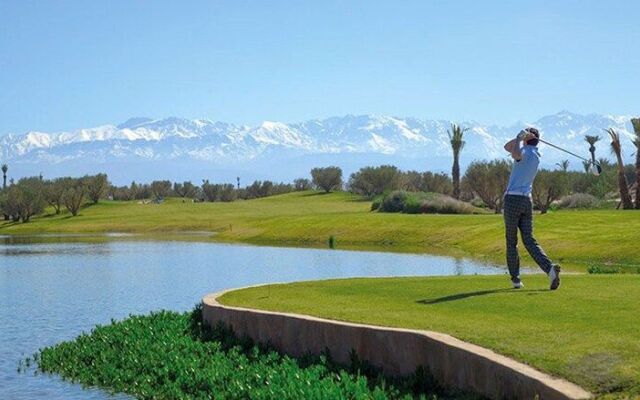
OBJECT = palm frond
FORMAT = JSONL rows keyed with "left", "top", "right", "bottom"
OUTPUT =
{"left": 631, "top": 118, "right": 640, "bottom": 148}
{"left": 605, "top": 128, "right": 621, "bottom": 155}
{"left": 582, "top": 160, "right": 591, "bottom": 172}
{"left": 447, "top": 123, "right": 468, "bottom": 152}
{"left": 584, "top": 135, "right": 601, "bottom": 145}
{"left": 555, "top": 159, "right": 569, "bottom": 171}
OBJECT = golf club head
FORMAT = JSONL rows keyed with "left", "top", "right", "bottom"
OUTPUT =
{"left": 589, "top": 163, "right": 602, "bottom": 176}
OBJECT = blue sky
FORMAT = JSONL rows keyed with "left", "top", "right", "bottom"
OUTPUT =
{"left": 1, "top": 0, "right": 639, "bottom": 135}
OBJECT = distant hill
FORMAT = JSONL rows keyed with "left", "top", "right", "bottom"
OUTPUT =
{"left": 1, "top": 111, "right": 636, "bottom": 184}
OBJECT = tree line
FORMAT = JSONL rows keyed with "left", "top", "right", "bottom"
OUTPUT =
{"left": 340, "top": 161, "right": 634, "bottom": 213}
{"left": 0, "top": 171, "right": 318, "bottom": 223}
{"left": 109, "top": 178, "right": 312, "bottom": 202}
{"left": 0, "top": 161, "right": 636, "bottom": 223}
{"left": 1, "top": 117, "right": 639, "bottom": 222}
{"left": 0, "top": 174, "right": 110, "bottom": 222}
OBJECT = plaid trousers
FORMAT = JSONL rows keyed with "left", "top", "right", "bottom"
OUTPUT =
{"left": 503, "top": 194, "right": 553, "bottom": 279}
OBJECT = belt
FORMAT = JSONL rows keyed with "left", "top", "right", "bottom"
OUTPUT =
{"left": 505, "top": 191, "right": 531, "bottom": 197}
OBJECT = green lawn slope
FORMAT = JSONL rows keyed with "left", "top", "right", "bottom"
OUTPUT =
{"left": 220, "top": 275, "right": 640, "bottom": 398}
{"left": 1, "top": 191, "right": 639, "bottom": 270}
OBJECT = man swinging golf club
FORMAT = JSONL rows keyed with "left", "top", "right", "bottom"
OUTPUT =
{"left": 503, "top": 127, "right": 561, "bottom": 290}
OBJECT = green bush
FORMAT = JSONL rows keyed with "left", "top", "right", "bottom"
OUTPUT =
{"left": 587, "top": 265, "right": 621, "bottom": 274}
{"left": 377, "top": 191, "right": 477, "bottom": 215}
{"left": 370, "top": 194, "right": 384, "bottom": 211}
{"left": 380, "top": 190, "right": 409, "bottom": 212}
{"left": 29, "top": 306, "right": 471, "bottom": 399}
{"left": 587, "top": 265, "right": 640, "bottom": 274}
{"left": 349, "top": 165, "right": 403, "bottom": 198}
{"left": 402, "top": 194, "right": 424, "bottom": 214}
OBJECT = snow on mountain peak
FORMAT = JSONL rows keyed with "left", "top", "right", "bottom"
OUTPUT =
{"left": 1, "top": 112, "right": 636, "bottom": 177}
{"left": 24, "top": 132, "right": 52, "bottom": 147}
{"left": 250, "top": 121, "right": 311, "bottom": 147}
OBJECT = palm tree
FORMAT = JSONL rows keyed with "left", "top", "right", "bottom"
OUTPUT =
{"left": 1, "top": 163, "right": 7, "bottom": 190}
{"left": 598, "top": 158, "right": 614, "bottom": 170}
{"left": 447, "top": 123, "right": 468, "bottom": 199}
{"left": 581, "top": 160, "right": 591, "bottom": 173}
{"left": 556, "top": 159, "right": 569, "bottom": 172}
{"left": 1, "top": 163, "right": 7, "bottom": 220}
{"left": 605, "top": 128, "right": 633, "bottom": 209}
{"left": 584, "top": 135, "right": 601, "bottom": 164}
{"left": 631, "top": 118, "right": 640, "bottom": 209}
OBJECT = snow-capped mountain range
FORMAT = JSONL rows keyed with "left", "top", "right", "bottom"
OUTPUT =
{"left": 1, "top": 111, "right": 636, "bottom": 184}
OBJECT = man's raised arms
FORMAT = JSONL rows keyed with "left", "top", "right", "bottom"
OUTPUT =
{"left": 504, "top": 130, "right": 534, "bottom": 161}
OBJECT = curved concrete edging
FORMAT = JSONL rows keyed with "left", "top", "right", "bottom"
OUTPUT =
{"left": 202, "top": 287, "right": 592, "bottom": 400}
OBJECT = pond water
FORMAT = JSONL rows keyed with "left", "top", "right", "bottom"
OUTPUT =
{"left": 0, "top": 238, "right": 511, "bottom": 399}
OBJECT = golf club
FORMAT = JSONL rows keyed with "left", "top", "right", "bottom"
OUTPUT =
{"left": 538, "top": 138, "right": 602, "bottom": 176}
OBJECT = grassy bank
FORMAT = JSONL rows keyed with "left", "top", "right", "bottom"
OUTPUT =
{"left": 28, "top": 306, "right": 476, "bottom": 399}
{"left": 220, "top": 275, "right": 640, "bottom": 399}
{"left": 1, "top": 191, "right": 639, "bottom": 270}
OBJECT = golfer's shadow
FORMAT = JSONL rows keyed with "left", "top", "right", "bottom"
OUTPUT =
{"left": 416, "top": 288, "right": 547, "bottom": 305}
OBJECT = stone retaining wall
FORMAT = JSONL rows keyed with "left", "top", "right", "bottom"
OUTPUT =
{"left": 202, "top": 289, "right": 591, "bottom": 400}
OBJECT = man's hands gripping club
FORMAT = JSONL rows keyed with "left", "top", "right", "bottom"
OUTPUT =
{"left": 504, "top": 129, "right": 535, "bottom": 161}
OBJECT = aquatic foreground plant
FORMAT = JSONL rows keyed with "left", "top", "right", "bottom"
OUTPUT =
{"left": 28, "top": 305, "right": 477, "bottom": 400}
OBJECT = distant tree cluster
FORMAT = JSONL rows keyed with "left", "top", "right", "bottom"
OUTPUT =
{"left": 107, "top": 178, "right": 309, "bottom": 203}
{"left": 0, "top": 172, "right": 319, "bottom": 223}
{"left": 461, "top": 160, "right": 511, "bottom": 213}
{"left": 342, "top": 157, "right": 635, "bottom": 215}
{"left": 458, "top": 158, "right": 638, "bottom": 213}
{"left": 311, "top": 167, "right": 343, "bottom": 193}
{"left": 239, "top": 180, "right": 297, "bottom": 200}
{"left": 347, "top": 165, "right": 452, "bottom": 199}
{"left": 0, "top": 174, "right": 108, "bottom": 222}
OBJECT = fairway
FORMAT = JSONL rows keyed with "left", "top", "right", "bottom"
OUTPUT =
{"left": 220, "top": 275, "right": 640, "bottom": 398}
{"left": 1, "top": 191, "right": 639, "bottom": 271}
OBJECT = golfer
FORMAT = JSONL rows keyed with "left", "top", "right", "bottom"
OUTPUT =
{"left": 503, "top": 127, "right": 560, "bottom": 290}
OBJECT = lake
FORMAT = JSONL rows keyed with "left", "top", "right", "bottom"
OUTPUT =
{"left": 0, "top": 237, "right": 510, "bottom": 399}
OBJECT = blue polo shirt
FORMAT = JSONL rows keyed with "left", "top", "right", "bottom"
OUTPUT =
{"left": 506, "top": 145, "right": 540, "bottom": 196}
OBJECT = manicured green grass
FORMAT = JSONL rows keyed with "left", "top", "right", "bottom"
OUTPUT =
{"left": 29, "top": 306, "right": 475, "bottom": 399}
{"left": 1, "top": 191, "right": 639, "bottom": 270}
{"left": 220, "top": 275, "right": 640, "bottom": 398}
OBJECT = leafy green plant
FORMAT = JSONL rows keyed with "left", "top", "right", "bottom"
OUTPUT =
{"left": 401, "top": 194, "right": 425, "bottom": 214}
{"left": 370, "top": 194, "right": 384, "bottom": 211}
{"left": 28, "top": 306, "right": 473, "bottom": 399}
{"left": 380, "top": 190, "right": 409, "bottom": 213}
{"left": 587, "top": 265, "right": 621, "bottom": 274}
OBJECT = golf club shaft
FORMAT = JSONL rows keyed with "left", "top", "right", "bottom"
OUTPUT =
{"left": 538, "top": 139, "right": 595, "bottom": 164}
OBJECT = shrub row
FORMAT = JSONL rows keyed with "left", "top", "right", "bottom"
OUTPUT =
{"left": 373, "top": 191, "right": 478, "bottom": 215}
{"left": 555, "top": 193, "right": 601, "bottom": 209}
